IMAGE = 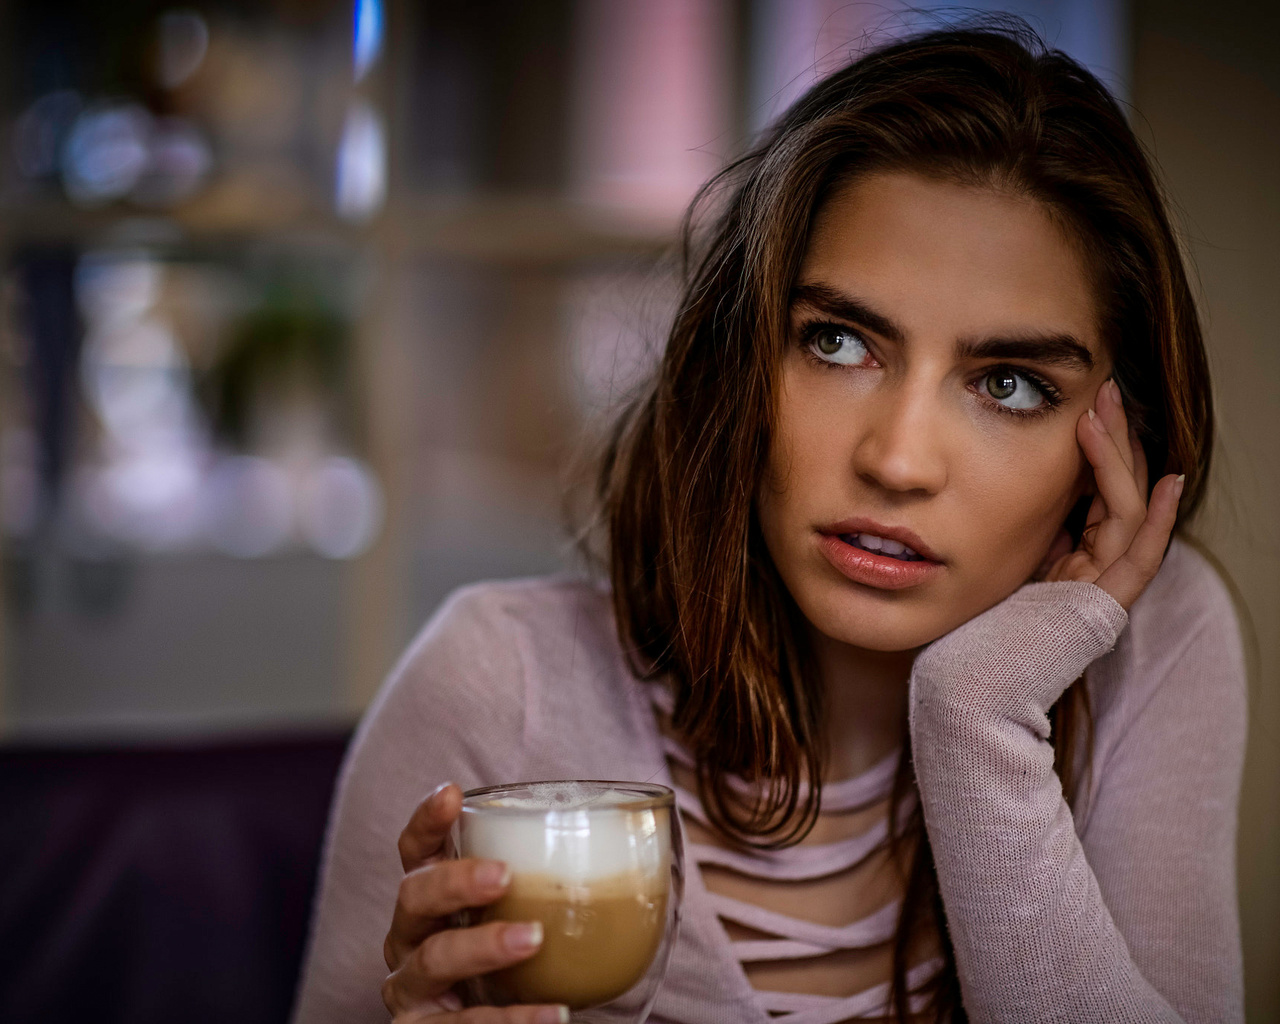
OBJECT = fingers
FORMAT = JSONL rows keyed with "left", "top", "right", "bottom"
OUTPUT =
{"left": 1093, "top": 379, "right": 1134, "bottom": 475}
{"left": 386, "top": 785, "right": 568, "bottom": 1024}
{"left": 1077, "top": 408, "right": 1146, "bottom": 552}
{"left": 1095, "top": 473, "right": 1184, "bottom": 609}
{"left": 383, "top": 920, "right": 545, "bottom": 1014}
{"left": 1056, "top": 381, "right": 1180, "bottom": 607}
{"left": 386, "top": 858, "right": 512, "bottom": 968}
{"left": 1097, "top": 377, "right": 1153, "bottom": 500}
{"left": 394, "top": 1004, "right": 570, "bottom": 1024}
{"left": 400, "top": 783, "right": 463, "bottom": 872}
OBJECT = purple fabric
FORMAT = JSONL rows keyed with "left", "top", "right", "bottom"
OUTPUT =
{"left": 293, "top": 537, "right": 1246, "bottom": 1023}
{"left": 0, "top": 730, "right": 351, "bottom": 1024}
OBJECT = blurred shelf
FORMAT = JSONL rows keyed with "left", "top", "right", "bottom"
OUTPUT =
{"left": 0, "top": 190, "right": 678, "bottom": 266}
{"left": 0, "top": 191, "right": 360, "bottom": 255}
{"left": 374, "top": 195, "right": 677, "bottom": 265}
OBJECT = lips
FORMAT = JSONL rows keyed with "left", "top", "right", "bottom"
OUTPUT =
{"left": 815, "top": 518, "right": 944, "bottom": 591}
{"left": 819, "top": 518, "right": 943, "bottom": 563}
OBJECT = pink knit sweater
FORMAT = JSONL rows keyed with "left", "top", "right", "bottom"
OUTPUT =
{"left": 291, "top": 537, "right": 1246, "bottom": 1023}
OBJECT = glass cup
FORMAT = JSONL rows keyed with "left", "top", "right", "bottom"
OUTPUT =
{"left": 449, "top": 780, "right": 684, "bottom": 1023}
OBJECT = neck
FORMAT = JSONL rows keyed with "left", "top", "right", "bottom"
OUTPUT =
{"left": 808, "top": 627, "right": 919, "bottom": 782}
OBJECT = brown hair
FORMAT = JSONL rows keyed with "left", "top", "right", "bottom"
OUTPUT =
{"left": 592, "top": 19, "right": 1213, "bottom": 1023}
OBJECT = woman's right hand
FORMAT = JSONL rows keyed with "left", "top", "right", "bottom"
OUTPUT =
{"left": 381, "top": 782, "right": 569, "bottom": 1024}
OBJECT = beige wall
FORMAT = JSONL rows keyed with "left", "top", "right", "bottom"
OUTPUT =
{"left": 1133, "top": 4, "right": 1280, "bottom": 1020}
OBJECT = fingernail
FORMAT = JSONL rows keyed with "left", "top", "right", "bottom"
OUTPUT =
{"left": 1087, "top": 407, "right": 1104, "bottom": 431}
{"left": 505, "top": 921, "right": 543, "bottom": 954}
{"left": 427, "top": 781, "right": 454, "bottom": 801}
{"left": 1107, "top": 378, "right": 1121, "bottom": 404}
{"left": 1174, "top": 473, "right": 1186, "bottom": 499}
{"left": 535, "top": 1008, "right": 571, "bottom": 1024}
{"left": 474, "top": 859, "right": 510, "bottom": 890}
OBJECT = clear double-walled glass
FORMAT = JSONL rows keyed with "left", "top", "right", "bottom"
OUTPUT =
{"left": 449, "top": 781, "right": 683, "bottom": 1023}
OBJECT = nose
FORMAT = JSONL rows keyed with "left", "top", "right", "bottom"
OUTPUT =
{"left": 852, "top": 378, "right": 949, "bottom": 496}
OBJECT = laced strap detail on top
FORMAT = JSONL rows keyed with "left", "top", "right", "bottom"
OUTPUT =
{"left": 753, "top": 960, "right": 940, "bottom": 1024}
{"left": 686, "top": 800, "right": 913, "bottom": 882}
{"left": 711, "top": 893, "right": 902, "bottom": 949}
{"left": 658, "top": 733, "right": 902, "bottom": 816}
{"left": 645, "top": 682, "right": 945, "bottom": 1021}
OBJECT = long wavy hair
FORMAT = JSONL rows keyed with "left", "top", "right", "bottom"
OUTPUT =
{"left": 591, "top": 20, "right": 1213, "bottom": 1023}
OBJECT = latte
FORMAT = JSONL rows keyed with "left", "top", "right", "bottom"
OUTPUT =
{"left": 458, "top": 782, "right": 676, "bottom": 1011}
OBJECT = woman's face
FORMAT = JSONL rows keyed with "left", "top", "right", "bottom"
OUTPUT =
{"left": 758, "top": 170, "right": 1112, "bottom": 652}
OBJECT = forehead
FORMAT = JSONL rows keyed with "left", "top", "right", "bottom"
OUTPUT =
{"left": 799, "top": 171, "right": 1101, "bottom": 354}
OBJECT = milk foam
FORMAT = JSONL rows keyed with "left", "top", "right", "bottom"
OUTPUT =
{"left": 483, "top": 782, "right": 646, "bottom": 812}
{"left": 461, "top": 786, "right": 670, "bottom": 882}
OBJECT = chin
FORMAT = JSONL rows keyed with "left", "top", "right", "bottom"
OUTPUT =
{"left": 803, "top": 566, "right": 1043, "bottom": 652}
{"left": 804, "top": 589, "right": 950, "bottom": 653}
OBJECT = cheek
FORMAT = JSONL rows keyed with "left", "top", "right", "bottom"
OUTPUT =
{"left": 766, "top": 364, "right": 848, "bottom": 487}
{"left": 962, "top": 427, "right": 1084, "bottom": 560}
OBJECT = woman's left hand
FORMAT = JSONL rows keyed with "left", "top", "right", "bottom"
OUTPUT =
{"left": 1038, "top": 378, "right": 1184, "bottom": 611}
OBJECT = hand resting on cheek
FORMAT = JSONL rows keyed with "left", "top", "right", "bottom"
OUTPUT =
{"left": 916, "top": 374, "right": 1184, "bottom": 714}
{"left": 1039, "top": 377, "right": 1184, "bottom": 611}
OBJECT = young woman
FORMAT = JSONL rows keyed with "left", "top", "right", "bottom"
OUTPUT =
{"left": 292, "top": 23, "right": 1246, "bottom": 1024}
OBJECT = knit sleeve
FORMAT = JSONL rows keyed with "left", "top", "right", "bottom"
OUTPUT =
{"left": 907, "top": 576, "right": 1246, "bottom": 1023}
{"left": 290, "top": 584, "right": 530, "bottom": 1024}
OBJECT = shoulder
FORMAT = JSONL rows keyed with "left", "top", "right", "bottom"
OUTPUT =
{"left": 420, "top": 573, "right": 619, "bottom": 680}
{"left": 386, "top": 573, "right": 658, "bottom": 783}
{"left": 1119, "top": 536, "right": 1246, "bottom": 692}
{"left": 345, "top": 576, "right": 619, "bottom": 793}
{"left": 447, "top": 573, "right": 617, "bottom": 642}
{"left": 1130, "top": 536, "right": 1240, "bottom": 642}
{"left": 391, "top": 573, "right": 613, "bottom": 700}
{"left": 363, "top": 575, "right": 615, "bottom": 757}
{"left": 1090, "top": 536, "right": 1248, "bottom": 758}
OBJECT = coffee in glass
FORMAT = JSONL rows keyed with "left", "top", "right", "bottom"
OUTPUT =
{"left": 451, "top": 780, "right": 683, "bottom": 1021}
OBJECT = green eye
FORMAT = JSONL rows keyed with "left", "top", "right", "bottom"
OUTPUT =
{"left": 809, "top": 326, "right": 870, "bottom": 365}
{"left": 987, "top": 374, "right": 1017, "bottom": 400}
{"left": 982, "top": 370, "right": 1045, "bottom": 411}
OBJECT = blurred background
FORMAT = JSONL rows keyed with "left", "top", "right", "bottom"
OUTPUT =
{"left": 0, "top": 0, "right": 1274, "bottom": 1021}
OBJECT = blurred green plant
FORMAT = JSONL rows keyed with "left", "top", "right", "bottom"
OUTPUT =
{"left": 201, "top": 285, "right": 351, "bottom": 449}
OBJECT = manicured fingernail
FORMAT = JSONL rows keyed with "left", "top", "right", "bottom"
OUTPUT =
{"left": 427, "top": 781, "right": 454, "bottom": 801}
{"left": 1087, "top": 407, "right": 1104, "bottom": 431}
{"left": 474, "top": 859, "right": 510, "bottom": 890}
{"left": 1107, "top": 378, "right": 1121, "bottom": 404}
{"left": 505, "top": 921, "right": 543, "bottom": 954}
{"left": 1174, "top": 474, "right": 1186, "bottom": 499}
{"left": 535, "top": 1008, "right": 570, "bottom": 1024}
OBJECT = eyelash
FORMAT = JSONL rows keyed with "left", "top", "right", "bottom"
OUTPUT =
{"left": 794, "top": 318, "right": 1065, "bottom": 420}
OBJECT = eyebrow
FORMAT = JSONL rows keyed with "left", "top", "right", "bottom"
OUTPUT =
{"left": 790, "top": 282, "right": 1095, "bottom": 372}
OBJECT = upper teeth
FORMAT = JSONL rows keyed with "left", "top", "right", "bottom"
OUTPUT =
{"left": 855, "top": 533, "right": 919, "bottom": 559}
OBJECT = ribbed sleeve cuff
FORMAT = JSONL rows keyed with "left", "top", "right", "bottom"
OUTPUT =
{"left": 910, "top": 581, "right": 1129, "bottom": 719}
